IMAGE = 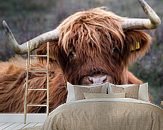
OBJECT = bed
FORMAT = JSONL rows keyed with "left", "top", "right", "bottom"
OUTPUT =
{"left": 42, "top": 98, "right": 163, "bottom": 130}
{"left": 24, "top": 82, "right": 163, "bottom": 130}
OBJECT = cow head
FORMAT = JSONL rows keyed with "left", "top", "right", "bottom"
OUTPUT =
{"left": 2, "top": 0, "right": 161, "bottom": 85}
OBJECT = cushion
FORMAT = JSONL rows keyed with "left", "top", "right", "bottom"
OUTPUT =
{"left": 138, "top": 83, "right": 149, "bottom": 102}
{"left": 161, "top": 101, "right": 163, "bottom": 106}
{"left": 84, "top": 92, "right": 125, "bottom": 99}
{"left": 66, "top": 82, "right": 108, "bottom": 102}
{"left": 108, "top": 83, "right": 149, "bottom": 101}
{"left": 108, "top": 83, "right": 139, "bottom": 99}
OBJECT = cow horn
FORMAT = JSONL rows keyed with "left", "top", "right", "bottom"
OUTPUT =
{"left": 122, "top": 0, "right": 161, "bottom": 30}
{"left": 2, "top": 20, "right": 59, "bottom": 54}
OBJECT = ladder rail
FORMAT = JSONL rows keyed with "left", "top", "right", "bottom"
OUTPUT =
{"left": 24, "top": 42, "right": 30, "bottom": 124}
{"left": 24, "top": 42, "right": 50, "bottom": 124}
{"left": 46, "top": 42, "right": 49, "bottom": 116}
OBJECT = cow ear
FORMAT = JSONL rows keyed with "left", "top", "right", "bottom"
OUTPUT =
{"left": 124, "top": 30, "right": 151, "bottom": 65}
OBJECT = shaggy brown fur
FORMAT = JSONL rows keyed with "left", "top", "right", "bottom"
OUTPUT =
{"left": 0, "top": 57, "right": 66, "bottom": 112}
{"left": 0, "top": 8, "right": 151, "bottom": 113}
{"left": 55, "top": 8, "right": 151, "bottom": 84}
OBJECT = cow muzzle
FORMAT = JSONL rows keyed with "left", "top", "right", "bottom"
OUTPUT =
{"left": 80, "top": 75, "right": 112, "bottom": 85}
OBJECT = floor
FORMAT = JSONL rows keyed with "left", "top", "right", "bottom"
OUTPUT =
{"left": 0, "top": 114, "right": 46, "bottom": 130}
{"left": 0, "top": 122, "right": 43, "bottom": 130}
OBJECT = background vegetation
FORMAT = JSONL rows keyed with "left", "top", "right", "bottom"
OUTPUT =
{"left": 0, "top": 0, "right": 163, "bottom": 105}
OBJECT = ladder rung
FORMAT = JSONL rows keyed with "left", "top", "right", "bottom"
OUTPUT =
{"left": 28, "top": 67, "right": 47, "bottom": 70}
{"left": 28, "top": 89, "right": 47, "bottom": 91}
{"left": 24, "top": 42, "right": 49, "bottom": 124}
{"left": 30, "top": 55, "right": 47, "bottom": 57}
{"left": 29, "top": 67, "right": 46, "bottom": 69}
{"left": 27, "top": 104, "right": 47, "bottom": 107}
{"left": 28, "top": 70, "right": 48, "bottom": 73}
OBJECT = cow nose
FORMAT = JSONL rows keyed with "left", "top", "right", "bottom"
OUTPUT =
{"left": 88, "top": 75, "right": 107, "bottom": 84}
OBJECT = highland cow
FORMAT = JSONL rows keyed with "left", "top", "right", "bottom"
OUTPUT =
{"left": 0, "top": 0, "right": 161, "bottom": 113}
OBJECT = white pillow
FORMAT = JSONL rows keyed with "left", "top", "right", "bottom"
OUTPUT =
{"left": 84, "top": 93, "right": 126, "bottom": 99}
{"left": 108, "top": 83, "right": 139, "bottom": 99}
{"left": 108, "top": 82, "right": 149, "bottom": 102}
{"left": 66, "top": 82, "right": 108, "bottom": 103}
{"left": 138, "top": 83, "right": 149, "bottom": 102}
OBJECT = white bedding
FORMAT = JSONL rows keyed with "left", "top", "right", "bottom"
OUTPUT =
{"left": 42, "top": 98, "right": 163, "bottom": 130}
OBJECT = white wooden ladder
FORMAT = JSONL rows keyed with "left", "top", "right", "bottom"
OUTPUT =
{"left": 24, "top": 42, "right": 50, "bottom": 124}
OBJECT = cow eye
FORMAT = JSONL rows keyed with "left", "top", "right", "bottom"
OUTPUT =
{"left": 68, "top": 51, "right": 76, "bottom": 61}
{"left": 112, "top": 47, "right": 120, "bottom": 54}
